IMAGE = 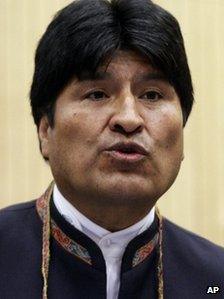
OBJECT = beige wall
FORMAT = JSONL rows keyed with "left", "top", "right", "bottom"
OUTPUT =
{"left": 0, "top": 0, "right": 223, "bottom": 246}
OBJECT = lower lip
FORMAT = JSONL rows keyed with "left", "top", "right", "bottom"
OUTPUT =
{"left": 107, "top": 150, "right": 145, "bottom": 162}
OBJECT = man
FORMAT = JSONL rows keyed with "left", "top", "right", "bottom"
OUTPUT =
{"left": 0, "top": 0, "right": 224, "bottom": 298}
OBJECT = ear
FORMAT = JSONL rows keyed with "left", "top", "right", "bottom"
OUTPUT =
{"left": 38, "top": 116, "right": 52, "bottom": 159}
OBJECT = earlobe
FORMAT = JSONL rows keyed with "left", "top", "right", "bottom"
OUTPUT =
{"left": 38, "top": 116, "right": 51, "bottom": 159}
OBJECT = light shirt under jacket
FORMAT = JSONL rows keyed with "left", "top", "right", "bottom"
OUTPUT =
{"left": 53, "top": 185, "right": 155, "bottom": 299}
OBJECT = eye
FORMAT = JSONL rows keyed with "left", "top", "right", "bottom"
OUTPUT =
{"left": 141, "top": 90, "right": 163, "bottom": 102}
{"left": 85, "top": 91, "right": 108, "bottom": 101}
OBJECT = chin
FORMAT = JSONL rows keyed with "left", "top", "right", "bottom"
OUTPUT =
{"left": 95, "top": 176, "right": 159, "bottom": 206}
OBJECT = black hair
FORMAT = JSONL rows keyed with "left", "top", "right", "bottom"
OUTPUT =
{"left": 30, "top": 0, "right": 194, "bottom": 127}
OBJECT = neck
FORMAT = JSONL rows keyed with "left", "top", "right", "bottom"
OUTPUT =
{"left": 75, "top": 203, "right": 154, "bottom": 231}
{"left": 55, "top": 184, "right": 155, "bottom": 231}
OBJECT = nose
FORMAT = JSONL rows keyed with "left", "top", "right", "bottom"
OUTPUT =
{"left": 109, "top": 93, "right": 144, "bottom": 135}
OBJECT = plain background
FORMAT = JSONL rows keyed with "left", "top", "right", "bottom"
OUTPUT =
{"left": 0, "top": 0, "right": 223, "bottom": 246}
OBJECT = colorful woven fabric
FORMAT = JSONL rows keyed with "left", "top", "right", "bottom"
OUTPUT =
{"left": 51, "top": 218, "right": 92, "bottom": 264}
{"left": 36, "top": 184, "right": 160, "bottom": 270}
{"left": 132, "top": 232, "right": 159, "bottom": 267}
{"left": 36, "top": 184, "right": 163, "bottom": 299}
{"left": 36, "top": 189, "right": 92, "bottom": 266}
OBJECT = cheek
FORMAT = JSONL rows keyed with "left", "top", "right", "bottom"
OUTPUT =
{"left": 163, "top": 122, "right": 183, "bottom": 151}
{"left": 55, "top": 110, "right": 94, "bottom": 144}
{"left": 149, "top": 109, "right": 183, "bottom": 153}
{"left": 52, "top": 109, "right": 105, "bottom": 168}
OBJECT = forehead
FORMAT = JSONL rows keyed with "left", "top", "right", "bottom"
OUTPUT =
{"left": 78, "top": 50, "right": 166, "bottom": 83}
{"left": 105, "top": 50, "right": 153, "bottom": 70}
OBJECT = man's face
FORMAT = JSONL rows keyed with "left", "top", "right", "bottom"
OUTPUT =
{"left": 39, "top": 51, "right": 183, "bottom": 209}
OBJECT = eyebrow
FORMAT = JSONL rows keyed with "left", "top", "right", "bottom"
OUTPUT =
{"left": 78, "top": 71, "right": 112, "bottom": 81}
{"left": 78, "top": 70, "right": 168, "bottom": 83}
{"left": 134, "top": 72, "right": 168, "bottom": 83}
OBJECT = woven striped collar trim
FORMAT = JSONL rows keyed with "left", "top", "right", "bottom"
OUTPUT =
{"left": 36, "top": 189, "right": 92, "bottom": 265}
{"left": 132, "top": 232, "right": 159, "bottom": 267}
{"left": 36, "top": 184, "right": 158, "bottom": 268}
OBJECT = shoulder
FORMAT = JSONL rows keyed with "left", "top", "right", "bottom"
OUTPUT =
{"left": 0, "top": 200, "right": 39, "bottom": 231}
{"left": 163, "top": 218, "right": 224, "bottom": 278}
{"left": 163, "top": 217, "right": 224, "bottom": 253}
{"left": 0, "top": 199, "right": 43, "bottom": 258}
{"left": 0, "top": 200, "right": 36, "bottom": 213}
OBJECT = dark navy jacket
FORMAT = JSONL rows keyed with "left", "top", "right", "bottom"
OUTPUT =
{"left": 0, "top": 196, "right": 224, "bottom": 299}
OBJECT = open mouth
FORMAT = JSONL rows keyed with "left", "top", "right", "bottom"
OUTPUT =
{"left": 108, "top": 150, "right": 144, "bottom": 163}
{"left": 117, "top": 149, "right": 138, "bottom": 154}
{"left": 105, "top": 142, "right": 148, "bottom": 163}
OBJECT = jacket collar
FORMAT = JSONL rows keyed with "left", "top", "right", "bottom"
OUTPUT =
{"left": 36, "top": 183, "right": 160, "bottom": 272}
